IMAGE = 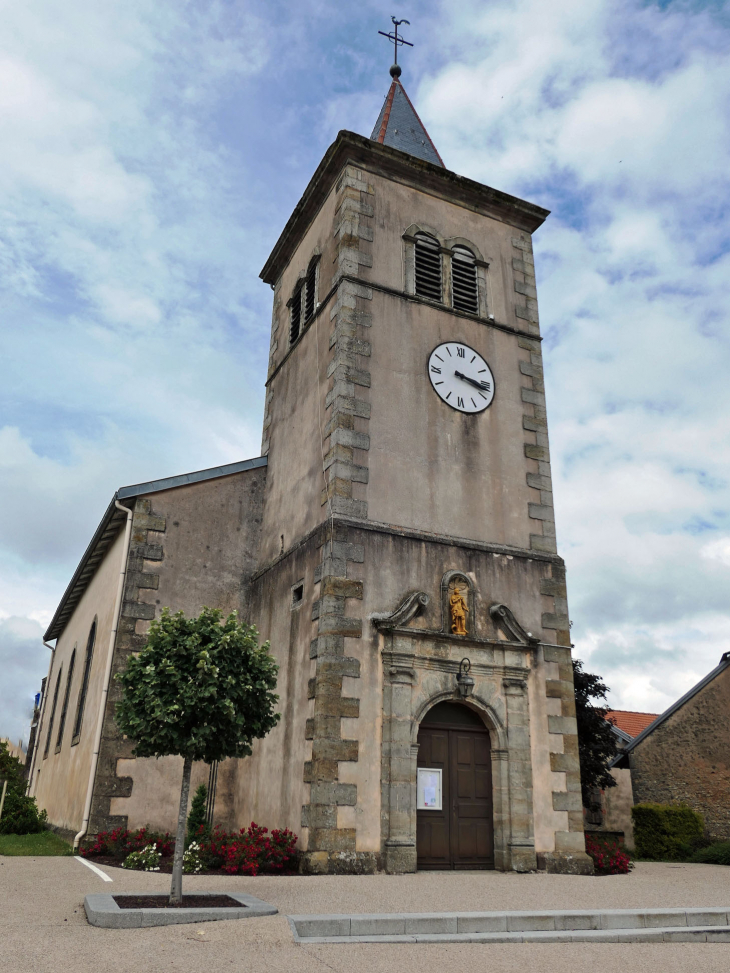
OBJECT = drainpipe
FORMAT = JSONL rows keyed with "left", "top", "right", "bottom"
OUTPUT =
{"left": 26, "top": 640, "right": 55, "bottom": 797}
{"left": 73, "top": 500, "right": 133, "bottom": 852}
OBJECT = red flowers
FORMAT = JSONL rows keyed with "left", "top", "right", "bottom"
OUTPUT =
{"left": 81, "top": 821, "right": 297, "bottom": 875}
{"left": 81, "top": 826, "right": 174, "bottom": 860}
{"left": 199, "top": 823, "right": 297, "bottom": 876}
{"left": 585, "top": 835, "right": 633, "bottom": 875}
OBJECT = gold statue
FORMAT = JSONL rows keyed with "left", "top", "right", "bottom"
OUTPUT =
{"left": 450, "top": 584, "right": 468, "bottom": 636}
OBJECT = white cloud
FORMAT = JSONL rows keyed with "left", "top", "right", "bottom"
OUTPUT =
{"left": 1, "top": 0, "right": 729, "bottom": 740}
{"left": 420, "top": 0, "right": 730, "bottom": 709}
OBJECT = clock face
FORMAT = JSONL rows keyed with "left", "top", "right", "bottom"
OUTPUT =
{"left": 427, "top": 342, "right": 495, "bottom": 414}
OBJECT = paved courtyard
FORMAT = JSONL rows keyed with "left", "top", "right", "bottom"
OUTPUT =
{"left": 1, "top": 857, "right": 728, "bottom": 972}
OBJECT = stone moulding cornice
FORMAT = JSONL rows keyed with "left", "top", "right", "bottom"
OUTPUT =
{"left": 371, "top": 591, "right": 430, "bottom": 631}
{"left": 412, "top": 658, "right": 530, "bottom": 679}
{"left": 381, "top": 648, "right": 529, "bottom": 682}
{"left": 381, "top": 623, "right": 534, "bottom": 653}
{"left": 263, "top": 273, "right": 540, "bottom": 391}
{"left": 260, "top": 132, "right": 549, "bottom": 285}
{"left": 336, "top": 516, "right": 565, "bottom": 564}
{"left": 250, "top": 514, "right": 564, "bottom": 586}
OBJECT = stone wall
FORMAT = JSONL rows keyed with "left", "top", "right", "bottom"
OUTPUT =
{"left": 629, "top": 661, "right": 730, "bottom": 841}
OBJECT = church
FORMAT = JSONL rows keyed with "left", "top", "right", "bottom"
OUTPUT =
{"left": 27, "top": 58, "right": 592, "bottom": 876}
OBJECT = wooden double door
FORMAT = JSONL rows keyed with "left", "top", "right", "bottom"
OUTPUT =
{"left": 416, "top": 702, "right": 494, "bottom": 870}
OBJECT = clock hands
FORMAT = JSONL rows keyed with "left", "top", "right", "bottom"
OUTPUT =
{"left": 454, "top": 369, "right": 490, "bottom": 392}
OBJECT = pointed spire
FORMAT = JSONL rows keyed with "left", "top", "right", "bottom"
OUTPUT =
{"left": 371, "top": 77, "right": 444, "bottom": 168}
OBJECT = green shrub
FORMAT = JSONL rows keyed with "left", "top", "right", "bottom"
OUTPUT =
{"left": 632, "top": 803, "right": 704, "bottom": 861}
{"left": 0, "top": 790, "right": 47, "bottom": 835}
{"left": 690, "top": 840, "right": 730, "bottom": 866}
{"left": 186, "top": 784, "right": 208, "bottom": 847}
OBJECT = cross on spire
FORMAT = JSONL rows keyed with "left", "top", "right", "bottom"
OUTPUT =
{"left": 378, "top": 16, "right": 413, "bottom": 78}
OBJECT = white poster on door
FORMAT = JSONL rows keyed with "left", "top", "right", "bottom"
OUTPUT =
{"left": 417, "top": 768, "right": 442, "bottom": 810}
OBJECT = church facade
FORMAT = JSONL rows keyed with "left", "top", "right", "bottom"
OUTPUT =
{"left": 29, "top": 74, "right": 592, "bottom": 875}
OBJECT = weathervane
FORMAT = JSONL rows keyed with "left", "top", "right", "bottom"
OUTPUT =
{"left": 378, "top": 16, "right": 413, "bottom": 78}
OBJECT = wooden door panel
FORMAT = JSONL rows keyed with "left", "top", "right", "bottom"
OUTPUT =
{"left": 417, "top": 718, "right": 494, "bottom": 870}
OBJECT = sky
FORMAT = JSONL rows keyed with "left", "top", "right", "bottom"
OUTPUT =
{"left": 1, "top": 0, "right": 729, "bottom": 746}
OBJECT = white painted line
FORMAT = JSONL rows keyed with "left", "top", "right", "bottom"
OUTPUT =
{"left": 74, "top": 856, "right": 113, "bottom": 882}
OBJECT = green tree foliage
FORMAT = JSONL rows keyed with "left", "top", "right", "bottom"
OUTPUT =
{"left": 0, "top": 741, "right": 26, "bottom": 796}
{"left": 0, "top": 740, "right": 47, "bottom": 835}
{"left": 115, "top": 607, "right": 280, "bottom": 904}
{"left": 572, "top": 659, "right": 619, "bottom": 809}
{"left": 186, "top": 784, "right": 209, "bottom": 846}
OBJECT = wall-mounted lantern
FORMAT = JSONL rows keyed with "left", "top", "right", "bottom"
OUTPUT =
{"left": 456, "top": 657, "right": 474, "bottom": 698}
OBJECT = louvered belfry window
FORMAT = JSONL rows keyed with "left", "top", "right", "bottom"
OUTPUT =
{"left": 304, "top": 259, "right": 317, "bottom": 323}
{"left": 452, "top": 245, "right": 479, "bottom": 314}
{"left": 289, "top": 287, "right": 302, "bottom": 345}
{"left": 414, "top": 233, "right": 442, "bottom": 302}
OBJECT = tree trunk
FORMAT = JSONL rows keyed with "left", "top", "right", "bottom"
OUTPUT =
{"left": 170, "top": 755, "right": 193, "bottom": 906}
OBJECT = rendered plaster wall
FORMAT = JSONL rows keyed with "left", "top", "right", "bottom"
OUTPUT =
{"left": 135, "top": 469, "right": 267, "bottom": 621}
{"left": 33, "top": 528, "right": 128, "bottom": 833}
{"left": 231, "top": 535, "right": 321, "bottom": 842}
{"left": 363, "top": 289, "right": 534, "bottom": 547}
{"left": 604, "top": 767, "right": 635, "bottom": 848}
{"left": 258, "top": 178, "right": 341, "bottom": 566}
{"left": 108, "top": 468, "right": 267, "bottom": 833}
{"left": 629, "top": 664, "right": 730, "bottom": 841}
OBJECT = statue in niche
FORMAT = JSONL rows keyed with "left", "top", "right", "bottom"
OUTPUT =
{"left": 449, "top": 582, "right": 468, "bottom": 636}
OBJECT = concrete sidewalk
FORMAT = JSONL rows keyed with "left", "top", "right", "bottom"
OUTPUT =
{"left": 1, "top": 856, "right": 728, "bottom": 973}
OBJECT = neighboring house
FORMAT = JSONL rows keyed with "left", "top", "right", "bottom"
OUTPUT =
{"left": 613, "top": 653, "right": 730, "bottom": 842}
{"left": 1, "top": 738, "right": 27, "bottom": 763}
{"left": 583, "top": 710, "right": 658, "bottom": 849}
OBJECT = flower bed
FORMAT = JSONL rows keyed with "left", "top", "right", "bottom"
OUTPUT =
{"left": 81, "top": 823, "right": 298, "bottom": 875}
{"left": 585, "top": 833, "right": 633, "bottom": 875}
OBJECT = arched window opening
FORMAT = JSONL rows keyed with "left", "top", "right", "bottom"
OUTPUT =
{"left": 415, "top": 233, "right": 442, "bottom": 302}
{"left": 55, "top": 649, "right": 76, "bottom": 752}
{"left": 452, "top": 245, "right": 478, "bottom": 314}
{"left": 43, "top": 667, "right": 63, "bottom": 758}
{"left": 303, "top": 259, "right": 318, "bottom": 324}
{"left": 289, "top": 287, "right": 302, "bottom": 345}
{"left": 72, "top": 620, "right": 96, "bottom": 743}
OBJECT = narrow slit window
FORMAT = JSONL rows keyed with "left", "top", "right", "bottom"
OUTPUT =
{"left": 291, "top": 582, "right": 304, "bottom": 608}
{"left": 43, "top": 667, "right": 63, "bottom": 758}
{"left": 72, "top": 619, "right": 96, "bottom": 743}
{"left": 414, "top": 233, "right": 442, "bottom": 302}
{"left": 290, "top": 288, "right": 302, "bottom": 345}
{"left": 55, "top": 649, "right": 76, "bottom": 751}
{"left": 452, "top": 245, "right": 479, "bottom": 314}
{"left": 304, "top": 260, "right": 317, "bottom": 323}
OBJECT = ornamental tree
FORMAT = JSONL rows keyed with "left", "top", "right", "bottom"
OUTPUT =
{"left": 573, "top": 659, "right": 619, "bottom": 810}
{"left": 115, "top": 607, "right": 279, "bottom": 904}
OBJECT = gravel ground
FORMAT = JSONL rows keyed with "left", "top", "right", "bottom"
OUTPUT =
{"left": 1, "top": 856, "right": 728, "bottom": 973}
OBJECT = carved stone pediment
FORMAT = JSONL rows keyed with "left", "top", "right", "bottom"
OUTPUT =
{"left": 489, "top": 604, "right": 540, "bottom": 647}
{"left": 371, "top": 591, "right": 430, "bottom": 632}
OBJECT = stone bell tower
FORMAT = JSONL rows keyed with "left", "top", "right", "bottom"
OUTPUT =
{"left": 244, "top": 63, "right": 592, "bottom": 876}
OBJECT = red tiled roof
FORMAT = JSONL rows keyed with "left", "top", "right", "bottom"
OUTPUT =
{"left": 605, "top": 710, "right": 659, "bottom": 738}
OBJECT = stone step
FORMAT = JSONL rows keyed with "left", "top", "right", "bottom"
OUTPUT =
{"left": 288, "top": 908, "right": 730, "bottom": 944}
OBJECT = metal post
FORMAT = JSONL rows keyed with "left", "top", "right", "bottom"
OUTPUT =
{"left": 0, "top": 780, "right": 8, "bottom": 825}
{"left": 205, "top": 761, "right": 218, "bottom": 830}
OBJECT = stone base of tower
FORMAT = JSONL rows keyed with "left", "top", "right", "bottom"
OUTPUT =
{"left": 538, "top": 851, "right": 595, "bottom": 875}
{"left": 299, "top": 850, "right": 379, "bottom": 875}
